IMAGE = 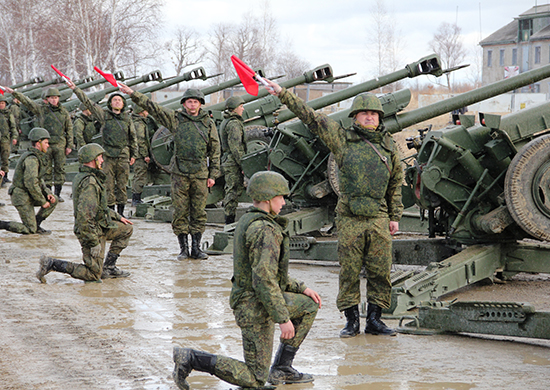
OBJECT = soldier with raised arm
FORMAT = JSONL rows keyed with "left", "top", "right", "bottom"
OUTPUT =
{"left": 118, "top": 82, "right": 220, "bottom": 260}
{"left": 0, "top": 94, "right": 17, "bottom": 186}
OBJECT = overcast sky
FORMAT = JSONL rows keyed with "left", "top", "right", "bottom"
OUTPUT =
{"left": 161, "top": 1, "right": 540, "bottom": 85}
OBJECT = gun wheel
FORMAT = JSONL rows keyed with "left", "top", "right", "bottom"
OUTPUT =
{"left": 504, "top": 133, "right": 550, "bottom": 241}
{"left": 244, "top": 125, "right": 271, "bottom": 143}
{"left": 150, "top": 126, "right": 173, "bottom": 173}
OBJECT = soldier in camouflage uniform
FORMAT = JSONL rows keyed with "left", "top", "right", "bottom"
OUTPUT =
{"left": 0, "top": 128, "right": 57, "bottom": 234}
{"left": 265, "top": 79, "right": 403, "bottom": 338}
{"left": 172, "top": 171, "right": 321, "bottom": 390}
{"left": 219, "top": 96, "right": 246, "bottom": 225}
{"left": 73, "top": 102, "right": 100, "bottom": 150}
{"left": 67, "top": 80, "right": 137, "bottom": 217}
{"left": 0, "top": 95, "right": 18, "bottom": 186}
{"left": 130, "top": 105, "right": 151, "bottom": 206}
{"left": 36, "top": 143, "right": 133, "bottom": 283}
{"left": 1, "top": 86, "right": 73, "bottom": 201}
{"left": 119, "top": 83, "right": 220, "bottom": 260}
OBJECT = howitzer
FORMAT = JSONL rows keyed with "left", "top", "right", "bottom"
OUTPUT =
{"left": 56, "top": 72, "right": 123, "bottom": 103}
{"left": 160, "top": 69, "right": 267, "bottom": 110}
{"left": 9, "top": 76, "right": 44, "bottom": 90}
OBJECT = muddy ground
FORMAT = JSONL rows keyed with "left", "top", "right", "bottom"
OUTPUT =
{"left": 1, "top": 184, "right": 550, "bottom": 390}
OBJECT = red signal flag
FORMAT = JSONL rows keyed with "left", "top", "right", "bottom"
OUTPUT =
{"left": 231, "top": 55, "right": 258, "bottom": 96}
{"left": 0, "top": 87, "right": 4, "bottom": 95}
{"left": 94, "top": 66, "right": 118, "bottom": 87}
{"left": 51, "top": 64, "right": 71, "bottom": 82}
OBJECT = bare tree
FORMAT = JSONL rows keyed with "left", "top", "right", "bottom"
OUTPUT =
{"left": 165, "top": 26, "right": 206, "bottom": 87}
{"left": 429, "top": 22, "right": 466, "bottom": 91}
{"left": 207, "top": 23, "right": 234, "bottom": 82}
{"left": 367, "top": 0, "right": 404, "bottom": 92}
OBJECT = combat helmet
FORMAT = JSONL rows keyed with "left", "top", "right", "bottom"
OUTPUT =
{"left": 348, "top": 93, "right": 384, "bottom": 118}
{"left": 133, "top": 104, "right": 146, "bottom": 114}
{"left": 225, "top": 96, "right": 245, "bottom": 111}
{"left": 247, "top": 171, "right": 290, "bottom": 202}
{"left": 107, "top": 92, "right": 126, "bottom": 111}
{"left": 78, "top": 143, "right": 105, "bottom": 164}
{"left": 45, "top": 88, "right": 61, "bottom": 98}
{"left": 180, "top": 88, "right": 205, "bottom": 105}
{"left": 28, "top": 127, "right": 50, "bottom": 142}
{"left": 0, "top": 95, "right": 8, "bottom": 104}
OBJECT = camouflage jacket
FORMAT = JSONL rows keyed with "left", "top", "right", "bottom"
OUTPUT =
{"left": 73, "top": 113, "right": 99, "bottom": 150}
{"left": 72, "top": 165, "right": 122, "bottom": 248}
{"left": 12, "top": 91, "right": 73, "bottom": 147}
{"left": 130, "top": 91, "right": 220, "bottom": 179}
{"left": 8, "top": 102, "right": 21, "bottom": 132}
{"left": 219, "top": 111, "right": 246, "bottom": 167}
{"left": 8, "top": 148, "right": 51, "bottom": 204}
{"left": 73, "top": 88, "right": 137, "bottom": 159}
{"left": 230, "top": 207, "right": 306, "bottom": 327}
{"left": 279, "top": 88, "right": 403, "bottom": 221}
{"left": 0, "top": 107, "right": 17, "bottom": 142}
{"left": 131, "top": 114, "right": 151, "bottom": 159}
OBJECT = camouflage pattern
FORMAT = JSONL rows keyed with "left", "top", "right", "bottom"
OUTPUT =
{"left": 213, "top": 207, "right": 319, "bottom": 387}
{"left": 78, "top": 143, "right": 104, "bottom": 164}
{"left": 74, "top": 87, "right": 137, "bottom": 206}
{"left": 12, "top": 91, "right": 73, "bottom": 186}
{"left": 130, "top": 91, "right": 220, "bottom": 234}
{"left": 8, "top": 100, "right": 21, "bottom": 133}
{"left": 5, "top": 148, "right": 57, "bottom": 234}
{"left": 131, "top": 113, "right": 150, "bottom": 194}
{"left": 70, "top": 165, "right": 132, "bottom": 281}
{"left": 279, "top": 88, "right": 403, "bottom": 310}
{"left": 219, "top": 111, "right": 246, "bottom": 217}
{"left": 0, "top": 104, "right": 17, "bottom": 173}
{"left": 247, "top": 171, "right": 290, "bottom": 202}
{"left": 225, "top": 96, "right": 244, "bottom": 111}
{"left": 73, "top": 112, "right": 99, "bottom": 150}
{"left": 180, "top": 88, "right": 205, "bottom": 104}
{"left": 348, "top": 92, "right": 385, "bottom": 118}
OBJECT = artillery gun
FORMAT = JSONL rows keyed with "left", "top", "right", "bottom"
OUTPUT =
{"left": 9, "top": 76, "right": 44, "bottom": 90}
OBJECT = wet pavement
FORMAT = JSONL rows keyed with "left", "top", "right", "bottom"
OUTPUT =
{"left": 1, "top": 184, "right": 550, "bottom": 390}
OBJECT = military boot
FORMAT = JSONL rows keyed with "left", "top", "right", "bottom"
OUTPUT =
{"left": 131, "top": 193, "right": 143, "bottom": 206}
{"left": 190, "top": 232, "right": 208, "bottom": 259}
{"left": 117, "top": 204, "right": 126, "bottom": 218}
{"left": 268, "top": 343, "right": 314, "bottom": 385}
{"left": 101, "top": 252, "right": 130, "bottom": 279}
{"left": 0, "top": 220, "right": 10, "bottom": 230}
{"left": 173, "top": 347, "right": 217, "bottom": 390}
{"left": 339, "top": 305, "right": 360, "bottom": 338}
{"left": 54, "top": 184, "right": 64, "bottom": 202}
{"left": 224, "top": 214, "right": 235, "bottom": 225}
{"left": 364, "top": 303, "right": 396, "bottom": 336}
{"left": 1, "top": 173, "right": 10, "bottom": 187}
{"left": 36, "top": 255, "right": 71, "bottom": 283}
{"left": 177, "top": 234, "right": 189, "bottom": 260}
{"left": 35, "top": 216, "right": 51, "bottom": 235}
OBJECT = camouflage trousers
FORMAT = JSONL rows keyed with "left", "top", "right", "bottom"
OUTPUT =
{"left": 222, "top": 164, "right": 244, "bottom": 218}
{"left": 6, "top": 187, "right": 58, "bottom": 234}
{"left": 170, "top": 173, "right": 208, "bottom": 236}
{"left": 213, "top": 292, "right": 319, "bottom": 388}
{"left": 335, "top": 214, "right": 392, "bottom": 311}
{"left": 69, "top": 221, "right": 133, "bottom": 281}
{"left": 1, "top": 138, "right": 10, "bottom": 173}
{"left": 44, "top": 143, "right": 67, "bottom": 186}
{"left": 103, "top": 155, "right": 130, "bottom": 206}
{"left": 131, "top": 158, "right": 148, "bottom": 194}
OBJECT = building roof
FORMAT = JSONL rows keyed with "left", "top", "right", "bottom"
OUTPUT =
{"left": 480, "top": 5, "right": 550, "bottom": 46}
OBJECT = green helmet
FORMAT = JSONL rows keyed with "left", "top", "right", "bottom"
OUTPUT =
{"left": 348, "top": 93, "right": 384, "bottom": 118}
{"left": 28, "top": 127, "right": 50, "bottom": 142}
{"left": 78, "top": 143, "right": 105, "bottom": 164}
{"left": 247, "top": 171, "right": 290, "bottom": 201}
{"left": 107, "top": 92, "right": 126, "bottom": 111}
{"left": 79, "top": 103, "right": 89, "bottom": 112}
{"left": 133, "top": 104, "right": 146, "bottom": 114}
{"left": 180, "top": 88, "right": 205, "bottom": 105}
{"left": 225, "top": 96, "right": 244, "bottom": 111}
{"left": 45, "top": 88, "right": 61, "bottom": 98}
{"left": 0, "top": 95, "right": 8, "bottom": 104}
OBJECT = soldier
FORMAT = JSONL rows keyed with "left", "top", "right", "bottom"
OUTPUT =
{"left": 264, "top": 79, "right": 403, "bottom": 338}
{"left": 172, "top": 171, "right": 321, "bottom": 389}
{"left": 73, "top": 102, "right": 100, "bottom": 150}
{"left": 118, "top": 83, "right": 220, "bottom": 260}
{"left": 0, "top": 86, "right": 73, "bottom": 201}
{"left": 36, "top": 143, "right": 133, "bottom": 282}
{"left": 0, "top": 94, "right": 18, "bottom": 186}
{"left": 67, "top": 80, "right": 137, "bottom": 217}
{"left": 0, "top": 128, "right": 57, "bottom": 234}
{"left": 130, "top": 105, "right": 151, "bottom": 206}
{"left": 219, "top": 96, "right": 246, "bottom": 224}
